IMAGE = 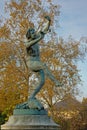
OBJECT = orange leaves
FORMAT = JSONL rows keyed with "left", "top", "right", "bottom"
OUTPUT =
{"left": 41, "top": 49, "right": 53, "bottom": 60}
{"left": 0, "top": 42, "right": 14, "bottom": 62}
{"left": 8, "top": 1, "right": 28, "bottom": 19}
{"left": 10, "top": 12, "right": 17, "bottom": 18}
{"left": 20, "top": 19, "right": 29, "bottom": 28}
{"left": 32, "top": 3, "right": 41, "bottom": 12}
{"left": 0, "top": 43, "right": 10, "bottom": 63}
{"left": 10, "top": 1, "right": 28, "bottom": 10}
{"left": 11, "top": 2, "right": 20, "bottom": 10}
{"left": 19, "top": 19, "right": 30, "bottom": 33}
{"left": 0, "top": 41, "right": 29, "bottom": 112}
{"left": 0, "top": 60, "right": 28, "bottom": 111}
{"left": 0, "top": 25, "right": 10, "bottom": 38}
{"left": 19, "top": 1, "right": 28, "bottom": 9}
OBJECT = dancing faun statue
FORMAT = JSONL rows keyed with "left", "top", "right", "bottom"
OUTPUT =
{"left": 15, "top": 16, "right": 62, "bottom": 110}
{"left": 25, "top": 16, "right": 61, "bottom": 99}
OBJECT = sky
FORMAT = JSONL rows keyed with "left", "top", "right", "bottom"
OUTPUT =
{"left": 58, "top": 0, "right": 87, "bottom": 100}
{"left": 0, "top": 0, "right": 87, "bottom": 101}
{"left": 58, "top": 0, "right": 87, "bottom": 39}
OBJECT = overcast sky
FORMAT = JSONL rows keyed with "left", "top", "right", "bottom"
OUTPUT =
{"left": 0, "top": 0, "right": 87, "bottom": 101}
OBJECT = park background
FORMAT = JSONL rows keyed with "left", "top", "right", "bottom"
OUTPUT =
{"left": 0, "top": 0, "right": 87, "bottom": 130}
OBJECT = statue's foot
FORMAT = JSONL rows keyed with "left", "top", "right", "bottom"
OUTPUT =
{"left": 15, "top": 102, "right": 29, "bottom": 109}
{"left": 28, "top": 98, "right": 44, "bottom": 110}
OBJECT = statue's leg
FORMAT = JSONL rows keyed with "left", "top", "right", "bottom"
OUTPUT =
{"left": 43, "top": 64, "right": 61, "bottom": 86}
{"left": 29, "top": 69, "right": 45, "bottom": 99}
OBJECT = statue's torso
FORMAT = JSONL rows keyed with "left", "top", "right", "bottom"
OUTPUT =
{"left": 26, "top": 43, "right": 40, "bottom": 61}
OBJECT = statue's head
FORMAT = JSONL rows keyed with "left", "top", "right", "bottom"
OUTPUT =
{"left": 26, "top": 28, "right": 35, "bottom": 39}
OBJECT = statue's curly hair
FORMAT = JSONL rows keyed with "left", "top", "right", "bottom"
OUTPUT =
{"left": 26, "top": 28, "right": 35, "bottom": 39}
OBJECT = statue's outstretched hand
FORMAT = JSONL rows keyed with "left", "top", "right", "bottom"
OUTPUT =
{"left": 44, "top": 16, "right": 51, "bottom": 21}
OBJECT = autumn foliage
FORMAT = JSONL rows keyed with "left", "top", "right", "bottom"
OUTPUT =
{"left": 0, "top": 0, "right": 60, "bottom": 111}
{"left": 0, "top": 0, "right": 87, "bottom": 128}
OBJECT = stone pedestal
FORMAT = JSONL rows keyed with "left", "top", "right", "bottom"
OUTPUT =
{"left": 1, "top": 110, "right": 60, "bottom": 130}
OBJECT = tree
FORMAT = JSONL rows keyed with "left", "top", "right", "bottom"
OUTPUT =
{"left": 0, "top": 0, "right": 60, "bottom": 112}
{"left": 0, "top": 0, "right": 87, "bottom": 117}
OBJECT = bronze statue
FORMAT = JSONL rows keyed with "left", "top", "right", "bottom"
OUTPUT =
{"left": 25, "top": 16, "right": 61, "bottom": 101}
{"left": 15, "top": 16, "right": 62, "bottom": 110}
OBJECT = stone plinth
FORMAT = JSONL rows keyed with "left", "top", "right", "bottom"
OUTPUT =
{"left": 1, "top": 114, "right": 60, "bottom": 130}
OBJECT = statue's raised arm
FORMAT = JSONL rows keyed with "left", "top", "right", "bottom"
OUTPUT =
{"left": 39, "top": 16, "right": 51, "bottom": 34}
{"left": 25, "top": 16, "right": 51, "bottom": 48}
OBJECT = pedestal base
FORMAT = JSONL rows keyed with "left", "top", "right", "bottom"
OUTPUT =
{"left": 1, "top": 114, "right": 60, "bottom": 130}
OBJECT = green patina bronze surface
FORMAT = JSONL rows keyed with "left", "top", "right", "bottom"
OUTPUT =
{"left": 13, "top": 109, "right": 47, "bottom": 115}
{"left": 25, "top": 16, "right": 61, "bottom": 100}
{"left": 14, "top": 16, "right": 62, "bottom": 113}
